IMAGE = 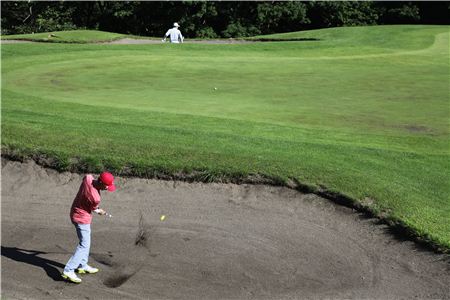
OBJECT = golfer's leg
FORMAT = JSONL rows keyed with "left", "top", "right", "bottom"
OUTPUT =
{"left": 64, "top": 223, "right": 90, "bottom": 272}
{"left": 78, "top": 224, "right": 91, "bottom": 269}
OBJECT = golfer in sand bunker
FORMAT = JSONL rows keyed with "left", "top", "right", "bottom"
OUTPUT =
{"left": 62, "top": 172, "right": 116, "bottom": 283}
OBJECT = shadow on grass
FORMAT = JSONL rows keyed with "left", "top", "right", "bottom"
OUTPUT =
{"left": 1, "top": 246, "right": 65, "bottom": 281}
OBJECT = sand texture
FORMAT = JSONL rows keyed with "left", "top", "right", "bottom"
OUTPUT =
{"left": 1, "top": 159, "right": 449, "bottom": 299}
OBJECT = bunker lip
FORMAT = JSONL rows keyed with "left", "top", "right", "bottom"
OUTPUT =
{"left": 0, "top": 38, "right": 256, "bottom": 44}
{"left": 2, "top": 150, "right": 448, "bottom": 254}
{"left": 2, "top": 159, "right": 449, "bottom": 299}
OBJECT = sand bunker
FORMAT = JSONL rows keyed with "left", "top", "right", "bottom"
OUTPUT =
{"left": 103, "top": 38, "right": 253, "bottom": 44}
{"left": 0, "top": 38, "right": 253, "bottom": 45}
{"left": 1, "top": 159, "right": 449, "bottom": 299}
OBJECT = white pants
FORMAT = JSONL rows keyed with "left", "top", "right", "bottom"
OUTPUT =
{"left": 64, "top": 223, "right": 91, "bottom": 272}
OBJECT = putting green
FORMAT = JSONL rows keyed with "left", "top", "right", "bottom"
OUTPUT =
{"left": 4, "top": 36, "right": 448, "bottom": 133}
{"left": 2, "top": 25, "right": 450, "bottom": 250}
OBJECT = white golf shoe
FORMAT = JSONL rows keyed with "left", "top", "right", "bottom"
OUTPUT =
{"left": 61, "top": 271, "right": 82, "bottom": 283}
{"left": 76, "top": 264, "right": 99, "bottom": 274}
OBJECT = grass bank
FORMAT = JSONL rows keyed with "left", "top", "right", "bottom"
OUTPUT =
{"left": 1, "top": 29, "right": 127, "bottom": 43}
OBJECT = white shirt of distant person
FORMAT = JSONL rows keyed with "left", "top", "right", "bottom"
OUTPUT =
{"left": 163, "top": 22, "right": 184, "bottom": 43}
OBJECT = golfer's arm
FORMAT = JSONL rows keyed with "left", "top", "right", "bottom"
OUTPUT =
{"left": 93, "top": 207, "right": 105, "bottom": 214}
{"left": 164, "top": 30, "right": 170, "bottom": 39}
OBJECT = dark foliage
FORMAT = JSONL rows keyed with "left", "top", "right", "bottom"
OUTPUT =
{"left": 1, "top": 1, "right": 448, "bottom": 37}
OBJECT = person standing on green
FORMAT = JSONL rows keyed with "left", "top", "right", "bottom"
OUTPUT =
{"left": 162, "top": 22, "right": 184, "bottom": 43}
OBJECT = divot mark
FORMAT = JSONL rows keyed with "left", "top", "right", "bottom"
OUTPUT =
{"left": 103, "top": 265, "right": 143, "bottom": 288}
{"left": 103, "top": 272, "right": 135, "bottom": 288}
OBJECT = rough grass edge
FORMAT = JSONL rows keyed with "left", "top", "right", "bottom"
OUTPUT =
{"left": 2, "top": 148, "right": 449, "bottom": 255}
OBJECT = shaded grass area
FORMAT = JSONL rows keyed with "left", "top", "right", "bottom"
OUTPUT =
{"left": 2, "top": 25, "right": 449, "bottom": 252}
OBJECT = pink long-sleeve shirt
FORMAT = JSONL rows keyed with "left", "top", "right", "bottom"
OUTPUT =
{"left": 70, "top": 175, "right": 101, "bottom": 224}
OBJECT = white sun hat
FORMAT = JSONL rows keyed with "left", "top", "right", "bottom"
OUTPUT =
{"left": 173, "top": 22, "right": 180, "bottom": 28}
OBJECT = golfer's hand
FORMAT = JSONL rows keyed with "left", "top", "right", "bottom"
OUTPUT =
{"left": 96, "top": 208, "right": 106, "bottom": 215}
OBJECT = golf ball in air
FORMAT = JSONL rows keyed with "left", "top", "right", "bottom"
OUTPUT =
{"left": 214, "top": 87, "right": 217, "bottom": 90}
{"left": 160, "top": 215, "right": 166, "bottom": 221}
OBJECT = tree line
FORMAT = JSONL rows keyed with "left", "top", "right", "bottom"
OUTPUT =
{"left": 1, "top": 1, "right": 449, "bottom": 38}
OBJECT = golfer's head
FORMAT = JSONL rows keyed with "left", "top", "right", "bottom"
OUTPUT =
{"left": 173, "top": 22, "right": 180, "bottom": 28}
{"left": 98, "top": 172, "right": 116, "bottom": 192}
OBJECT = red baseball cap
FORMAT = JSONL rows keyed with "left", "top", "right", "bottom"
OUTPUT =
{"left": 99, "top": 172, "right": 116, "bottom": 192}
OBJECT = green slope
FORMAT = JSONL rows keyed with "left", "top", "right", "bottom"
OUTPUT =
{"left": 1, "top": 29, "right": 126, "bottom": 43}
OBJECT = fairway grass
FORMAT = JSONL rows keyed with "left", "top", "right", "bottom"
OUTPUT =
{"left": 2, "top": 25, "right": 449, "bottom": 251}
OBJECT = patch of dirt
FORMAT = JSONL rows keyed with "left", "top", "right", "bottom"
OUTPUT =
{"left": 102, "top": 38, "right": 255, "bottom": 44}
{"left": 0, "top": 39, "right": 33, "bottom": 44}
{"left": 1, "top": 38, "right": 256, "bottom": 45}
{"left": 1, "top": 159, "right": 449, "bottom": 299}
{"left": 100, "top": 38, "right": 162, "bottom": 44}
{"left": 403, "top": 125, "right": 430, "bottom": 133}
